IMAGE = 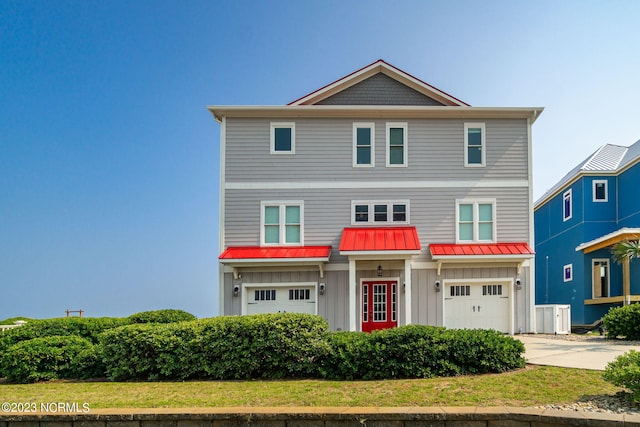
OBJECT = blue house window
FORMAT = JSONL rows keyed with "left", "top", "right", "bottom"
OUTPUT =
{"left": 563, "top": 264, "right": 573, "bottom": 282}
{"left": 593, "top": 180, "right": 608, "bottom": 202}
{"left": 562, "top": 189, "right": 572, "bottom": 221}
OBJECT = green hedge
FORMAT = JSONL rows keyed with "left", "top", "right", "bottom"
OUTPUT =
{"left": 127, "top": 309, "right": 196, "bottom": 324}
{"left": 320, "top": 325, "right": 524, "bottom": 380}
{"left": 0, "top": 336, "right": 101, "bottom": 383}
{"left": 602, "top": 304, "right": 640, "bottom": 340}
{"left": 0, "top": 317, "right": 129, "bottom": 354}
{"left": 604, "top": 350, "right": 640, "bottom": 402}
{"left": 100, "top": 313, "right": 331, "bottom": 381}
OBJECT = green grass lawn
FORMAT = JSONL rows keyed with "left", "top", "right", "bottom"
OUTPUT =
{"left": 0, "top": 366, "right": 622, "bottom": 408}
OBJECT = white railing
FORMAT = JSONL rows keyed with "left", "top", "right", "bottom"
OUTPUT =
{"left": 0, "top": 321, "right": 26, "bottom": 333}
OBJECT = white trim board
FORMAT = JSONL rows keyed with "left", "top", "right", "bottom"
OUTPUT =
{"left": 226, "top": 180, "right": 529, "bottom": 190}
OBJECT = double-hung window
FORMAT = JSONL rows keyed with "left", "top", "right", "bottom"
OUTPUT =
{"left": 456, "top": 200, "right": 495, "bottom": 242}
{"left": 353, "top": 123, "right": 375, "bottom": 167}
{"left": 352, "top": 201, "right": 409, "bottom": 225}
{"left": 562, "top": 189, "right": 572, "bottom": 221}
{"left": 270, "top": 122, "right": 295, "bottom": 154}
{"left": 261, "top": 201, "right": 303, "bottom": 245}
{"left": 593, "top": 180, "right": 608, "bottom": 202}
{"left": 386, "top": 122, "right": 407, "bottom": 167}
{"left": 464, "top": 123, "right": 485, "bottom": 167}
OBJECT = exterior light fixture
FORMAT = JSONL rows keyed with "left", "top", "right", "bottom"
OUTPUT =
{"left": 233, "top": 284, "right": 240, "bottom": 297}
{"left": 319, "top": 283, "right": 326, "bottom": 295}
{"left": 377, "top": 265, "right": 383, "bottom": 277}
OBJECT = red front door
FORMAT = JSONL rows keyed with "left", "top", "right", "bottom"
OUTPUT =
{"left": 361, "top": 280, "right": 398, "bottom": 332}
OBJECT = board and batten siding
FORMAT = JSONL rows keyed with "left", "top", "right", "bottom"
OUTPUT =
{"left": 223, "top": 187, "right": 531, "bottom": 262}
{"left": 224, "top": 117, "right": 530, "bottom": 182}
{"left": 223, "top": 265, "right": 531, "bottom": 332}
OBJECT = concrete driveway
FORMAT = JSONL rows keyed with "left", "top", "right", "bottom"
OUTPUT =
{"left": 516, "top": 335, "right": 640, "bottom": 370}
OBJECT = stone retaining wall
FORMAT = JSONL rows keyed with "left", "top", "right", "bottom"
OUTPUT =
{"left": 2, "top": 408, "right": 640, "bottom": 427}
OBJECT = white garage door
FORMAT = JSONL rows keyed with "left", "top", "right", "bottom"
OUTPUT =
{"left": 443, "top": 280, "right": 511, "bottom": 333}
{"left": 246, "top": 284, "right": 316, "bottom": 315}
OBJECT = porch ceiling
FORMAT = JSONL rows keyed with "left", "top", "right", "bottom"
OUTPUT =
{"left": 576, "top": 228, "right": 640, "bottom": 253}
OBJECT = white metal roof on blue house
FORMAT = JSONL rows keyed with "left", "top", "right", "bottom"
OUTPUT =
{"left": 535, "top": 139, "right": 640, "bottom": 208}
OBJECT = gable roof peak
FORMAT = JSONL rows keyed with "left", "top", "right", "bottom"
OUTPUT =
{"left": 288, "top": 59, "right": 469, "bottom": 107}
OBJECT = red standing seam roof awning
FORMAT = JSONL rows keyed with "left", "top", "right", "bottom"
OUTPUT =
{"left": 339, "top": 226, "right": 421, "bottom": 254}
{"left": 429, "top": 242, "right": 534, "bottom": 258}
{"left": 219, "top": 246, "right": 332, "bottom": 263}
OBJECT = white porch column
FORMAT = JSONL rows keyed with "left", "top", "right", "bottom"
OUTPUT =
{"left": 404, "top": 258, "right": 412, "bottom": 325}
{"left": 349, "top": 258, "right": 357, "bottom": 331}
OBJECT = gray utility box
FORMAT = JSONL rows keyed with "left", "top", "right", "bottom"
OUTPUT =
{"left": 535, "top": 304, "right": 571, "bottom": 334}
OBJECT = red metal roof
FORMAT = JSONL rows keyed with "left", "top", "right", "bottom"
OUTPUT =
{"left": 429, "top": 242, "right": 534, "bottom": 257}
{"left": 339, "top": 226, "right": 421, "bottom": 252}
{"left": 219, "top": 246, "right": 332, "bottom": 261}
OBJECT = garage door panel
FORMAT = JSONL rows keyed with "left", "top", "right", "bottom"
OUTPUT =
{"left": 246, "top": 285, "right": 316, "bottom": 315}
{"left": 444, "top": 280, "right": 511, "bottom": 333}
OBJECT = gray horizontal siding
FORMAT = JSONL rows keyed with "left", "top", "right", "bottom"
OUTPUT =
{"left": 225, "top": 117, "right": 529, "bottom": 182}
{"left": 316, "top": 73, "right": 445, "bottom": 106}
{"left": 223, "top": 187, "right": 531, "bottom": 261}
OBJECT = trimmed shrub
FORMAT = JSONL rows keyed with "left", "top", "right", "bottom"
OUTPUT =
{"left": 604, "top": 350, "right": 640, "bottom": 402}
{"left": 0, "top": 336, "right": 101, "bottom": 383}
{"left": 0, "top": 317, "right": 129, "bottom": 352}
{"left": 100, "top": 313, "right": 331, "bottom": 381}
{"left": 127, "top": 309, "right": 196, "bottom": 324}
{"left": 0, "top": 317, "right": 127, "bottom": 378}
{"left": 602, "top": 304, "right": 640, "bottom": 340}
{"left": 320, "top": 325, "right": 524, "bottom": 380}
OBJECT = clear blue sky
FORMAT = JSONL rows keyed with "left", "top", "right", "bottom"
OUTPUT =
{"left": 2, "top": 0, "right": 639, "bottom": 319}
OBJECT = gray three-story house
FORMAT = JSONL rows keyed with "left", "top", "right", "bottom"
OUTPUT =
{"left": 209, "top": 60, "right": 543, "bottom": 333}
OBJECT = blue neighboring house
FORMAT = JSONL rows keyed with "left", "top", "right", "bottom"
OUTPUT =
{"left": 535, "top": 139, "right": 640, "bottom": 327}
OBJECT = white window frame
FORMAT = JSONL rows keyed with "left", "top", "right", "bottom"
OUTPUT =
{"left": 386, "top": 122, "right": 408, "bottom": 167}
{"left": 592, "top": 259, "right": 610, "bottom": 299}
{"left": 563, "top": 264, "right": 573, "bottom": 282}
{"left": 353, "top": 122, "right": 375, "bottom": 167}
{"left": 270, "top": 122, "right": 295, "bottom": 154}
{"left": 562, "top": 189, "right": 572, "bottom": 222}
{"left": 592, "top": 180, "right": 608, "bottom": 202}
{"left": 260, "top": 201, "right": 304, "bottom": 246}
{"left": 464, "top": 122, "right": 486, "bottom": 167}
{"left": 351, "top": 200, "right": 410, "bottom": 225}
{"left": 455, "top": 199, "right": 497, "bottom": 243}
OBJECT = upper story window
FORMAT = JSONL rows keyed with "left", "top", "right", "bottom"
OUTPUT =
{"left": 464, "top": 123, "right": 486, "bottom": 167}
{"left": 562, "top": 189, "right": 572, "bottom": 221}
{"left": 386, "top": 122, "right": 407, "bottom": 167}
{"left": 352, "top": 201, "right": 409, "bottom": 225}
{"left": 353, "top": 123, "right": 375, "bottom": 167}
{"left": 270, "top": 122, "right": 295, "bottom": 154}
{"left": 593, "top": 180, "right": 608, "bottom": 202}
{"left": 261, "top": 201, "right": 303, "bottom": 245}
{"left": 456, "top": 200, "right": 495, "bottom": 242}
{"left": 563, "top": 264, "right": 573, "bottom": 282}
